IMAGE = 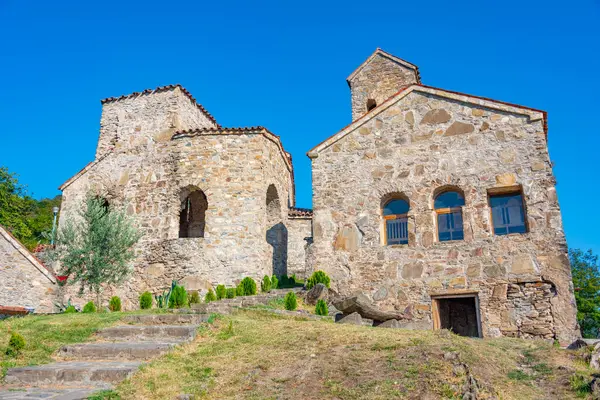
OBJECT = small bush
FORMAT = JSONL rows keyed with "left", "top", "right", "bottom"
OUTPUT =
{"left": 205, "top": 288, "right": 216, "bottom": 303}
{"left": 315, "top": 299, "right": 328, "bottom": 316}
{"left": 5, "top": 332, "right": 26, "bottom": 357}
{"left": 261, "top": 275, "right": 272, "bottom": 293}
{"left": 82, "top": 301, "right": 97, "bottom": 313}
{"left": 216, "top": 285, "right": 227, "bottom": 300}
{"left": 64, "top": 305, "right": 77, "bottom": 314}
{"left": 236, "top": 284, "right": 245, "bottom": 297}
{"left": 169, "top": 285, "right": 188, "bottom": 308}
{"left": 139, "top": 291, "right": 153, "bottom": 309}
{"left": 271, "top": 275, "right": 279, "bottom": 290}
{"left": 108, "top": 296, "right": 122, "bottom": 312}
{"left": 188, "top": 291, "right": 200, "bottom": 305}
{"left": 241, "top": 277, "right": 257, "bottom": 296}
{"left": 284, "top": 292, "right": 297, "bottom": 311}
{"left": 306, "top": 270, "right": 331, "bottom": 290}
{"left": 226, "top": 288, "right": 236, "bottom": 299}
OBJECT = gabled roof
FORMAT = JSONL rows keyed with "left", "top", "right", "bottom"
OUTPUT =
{"left": 101, "top": 84, "right": 220, "bottom": 128}
{"left": 346, "top": 48, "right": 421, "bottom": 85}
{"left": 308, "top": 84, "right": 547, "bottom": 156}
{"left": 0, "top": 225, "right": 56, "bottom": 284}
{"left": 58, "top": 151, "right": 111, "bottom": 191}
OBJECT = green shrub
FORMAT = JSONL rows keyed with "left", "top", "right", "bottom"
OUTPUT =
{"left": 108, "top": 296, "right": 122, "bottom": 312}
{"left": 284, "top": 292, "right": 297, "bottom": 311}
{"left": 241, "top": 277, "right": 257, "bottom": 296}
{"left": 169, "top": 285, "right": 188, "bottom": 308}
{"left": 261, "top": 275, "right": 272, "bottom": 293}
{"left": 139, "top": 291, "right": 153, "bottom": 309}
{"left": 205, "top": 288, "right": 216, "bottom": 303}
{"left": 64, "top": 305, "right": 77, "bottom": 314}
{"left": 5, "top": 332, "right": 25, "bottom": 357}
{"left": 188, "top": 291, "right": 200, "bottom": 305}
{"left": 306, "top": 270, "right": 331, "bottom": 290}
{"left": 82, "top": 301, "right": 97, "bottom": 313}
{"left": 271, "top": 275, "right": 279, "bottom": 290}
{"left": 226, "top": 288, "right": 236, "bottom": 299}
{"left": 315, "top": 299, "right": 328, "bottom": 316}
{"left": 216, "top": 285, "right": 227, "bottom": 300}
{"left": 236, "top": 284, "right": 245, "bottom": 297}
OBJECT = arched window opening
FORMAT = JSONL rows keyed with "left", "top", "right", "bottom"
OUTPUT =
{"left": 434, "top": 190, "right": 465, "bottom": 242}
{"left": 488, "top": 188, "right": 527, "bottom": 235}
{"left": 383, "top": 198, "right": 410, "bottom": 245}
{"left": 94, "top": 196, "right": 110, "bottom": 216}
{"left": 367, "top": 99, "right": 377, "bottom": 112}
{"left": 179, "top": 189, "right": 207, "bottom": 238}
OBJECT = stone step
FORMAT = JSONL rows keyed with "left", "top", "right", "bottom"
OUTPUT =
{"left": 58, "top": 342, "right": 180, "bottom": 360}
{"left": 97, "top": 325, "right": 198, "bottom": 341}
{"left": 122, "top": 313, "right": 209, "bottom": 325}
{"left": 4, "top": 361, "right": 142, "bottom": 387}
{"left": 0, "top": 387, "right": 99, "bottom": 400}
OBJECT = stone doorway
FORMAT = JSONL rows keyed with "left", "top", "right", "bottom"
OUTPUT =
{"left": 431, "top": 294, "right": 482, "bottom": 338}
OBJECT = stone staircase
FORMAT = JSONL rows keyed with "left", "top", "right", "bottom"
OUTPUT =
{"left": 0, "top": 313, "right": 208, "bottom": 400}
{"left": 0, "top": 289, "right": 300, "bottom": 400}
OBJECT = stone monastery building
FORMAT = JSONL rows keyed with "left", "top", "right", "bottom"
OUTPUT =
{"left": 55, "top": 48, "right": 579, "bottom": 344}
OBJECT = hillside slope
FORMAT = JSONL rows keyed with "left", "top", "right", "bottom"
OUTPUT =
{"left": 107, "top": 310, "right": 593, "bottom": 400}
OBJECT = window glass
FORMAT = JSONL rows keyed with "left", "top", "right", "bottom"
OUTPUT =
{"left": 490, "top": 192, "right": 527, "bottom": 235}
{"left": 383, "top": 199, "right": 409, "bottom": 216}
{"left": 434, "top": 191, "right": 465, "bottom": 209}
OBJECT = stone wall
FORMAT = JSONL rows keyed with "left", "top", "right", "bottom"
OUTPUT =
{"left": 309, "top": 87, "right": 579, "bottom": 344}
{"left": 59, "top": 88, "right": 297, "bottom": 310}
{"left": 287, "top": 217, "right": 312, "bottom": 279}
{"left": 349, "top": 52, "right": 419, "bottom": 121}
{"left": 0, "top": 227, "right": 56, "bottom": 313}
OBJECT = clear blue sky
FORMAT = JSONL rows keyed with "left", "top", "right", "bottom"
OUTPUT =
{"left": 1, "top": 0, "right": 599, "bottom": 253}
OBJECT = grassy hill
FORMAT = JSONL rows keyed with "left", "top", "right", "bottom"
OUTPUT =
{"left": 1, "top": 309, "right": 596, "bottom": 399}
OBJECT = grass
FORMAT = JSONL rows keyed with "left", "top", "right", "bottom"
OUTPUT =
{"left": 0, "top": 312, "right": 123, "bottom": 379}
{"left": 109, "top": 309, "right": 595, "bottom": 399}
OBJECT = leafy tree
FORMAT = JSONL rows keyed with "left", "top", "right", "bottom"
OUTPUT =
{"left": 570, "top": 249, "right": 600, "bottom": 338}
{"left": 50, "top": 195, "right": 142, "bottom": 307}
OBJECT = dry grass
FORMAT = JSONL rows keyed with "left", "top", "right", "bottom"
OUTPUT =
{"left": 110, "top": 310, "right": 594, "bottom": 400}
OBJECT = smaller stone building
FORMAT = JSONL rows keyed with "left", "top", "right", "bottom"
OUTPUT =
{"left": 0, "top": 225, "right": 57, "bottom": 313}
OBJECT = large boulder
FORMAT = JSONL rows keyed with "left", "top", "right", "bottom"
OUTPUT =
{"left": 305, "top": 283, "right": 328, "bottom": 305}
{"left": 336, "top": 312, "right": 364, "bottom": 325}
{"left": 592, "top": 342, "right": 600, "bottom": 370}
{"left": 332, "top": 294, "right": 412, "bottom": 322}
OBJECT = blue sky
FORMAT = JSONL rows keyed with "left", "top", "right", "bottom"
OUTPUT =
{"left": 0, "top": 0, "right": 599, "bottom": 253}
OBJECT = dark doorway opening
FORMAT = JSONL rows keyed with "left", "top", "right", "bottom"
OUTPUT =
{"left": 433, "top": 295, "right": 481, "bottom": 337}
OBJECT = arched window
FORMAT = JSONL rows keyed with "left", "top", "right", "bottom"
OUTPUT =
{"left": 367, "top": 99, "right": 377, "bottom": 112}
{"left": 179, "top": 189, "right": 207, "bottom": 238}
{"left": 266, "top": 184, "right": 288, "bottom": 276}
{"left": 383, "top": 198, "right": 410, "bottom": 245}
{"left": 434, "top": 190, "right": 465, "bottom": 242}
{"left": 94, "top": 196, "right": 110, "bottom": 215}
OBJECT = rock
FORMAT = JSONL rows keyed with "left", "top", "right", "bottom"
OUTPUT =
{"left": 462, "top": 372, "right": 479, "bottom": 400}
{"left": 305, "top": 283, "right": 328, "bottom": 305}
{"left": 376, "top": 319, "right": 401, "bottom": 329}
{"left": 175, "top": 395, "right": 195, "bottom": 400}
{"left": 420, "top": 109, "right": 451, "bottom": 125}
{"left": 445, "top": 121, "right": 474, "bottom": 136}
{"left": 591, "top": 342, "right": 600, "bottom": 370}
{"left": 336, "top": 312, "right": 363, "bottom": 325}
{"left": 332, "top": 294, "right": 412, "bottom": 322}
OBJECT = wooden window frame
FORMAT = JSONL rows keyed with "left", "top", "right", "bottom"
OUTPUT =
{"left": 383, "top": 213, "right": 409, "bottom": 246}
{"left": 435, "top": 206, "right": 464, "bottom": 242}
{"left": 487, "top": 186, "right": 529, "bottom": 236}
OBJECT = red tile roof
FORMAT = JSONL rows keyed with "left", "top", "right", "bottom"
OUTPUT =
{"left": 100, "top": 84, "right": 220, "bottom": 128}
{"left": 0, "top": 305, "right": 32, "bottom": 316}
{"left": 288, "top": 207, "right": 313, "bottom": 218}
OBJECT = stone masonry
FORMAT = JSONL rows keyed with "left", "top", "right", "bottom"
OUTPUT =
{"left": 0, "top": 225, "right": 57, "bottom": 313}
{"left": 307, "top": 48, "right": 579, "bottom": 345}
{"left": 58, "top": 85, "right": 311, "bottom": 309}
{"left": 54, "top": 49, "right": 579, "bottom": 344}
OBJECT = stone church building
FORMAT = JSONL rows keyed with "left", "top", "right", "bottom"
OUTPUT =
{"left": 55, "top": 49, "right": 578, "bottom": 344}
